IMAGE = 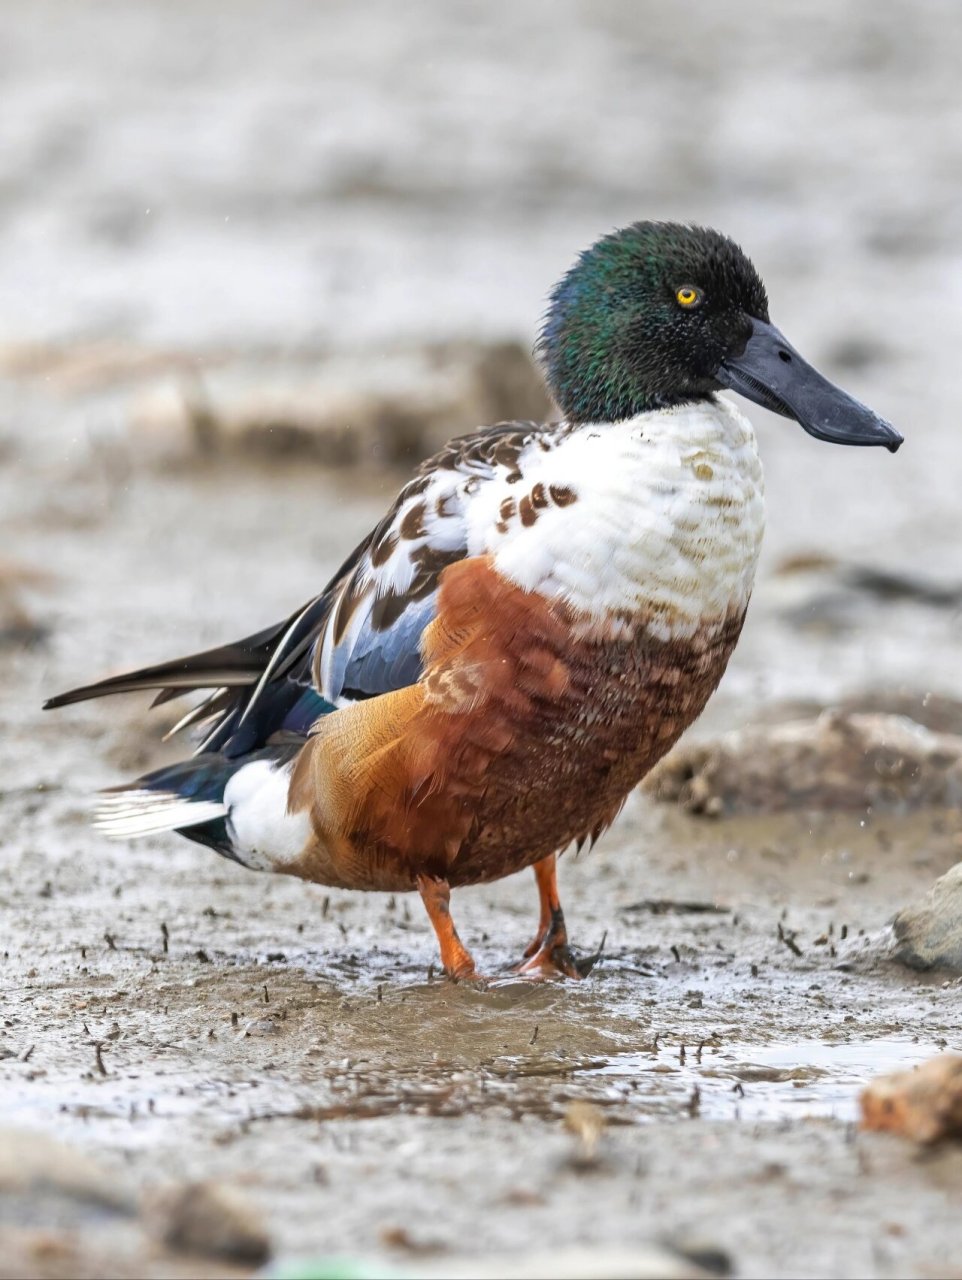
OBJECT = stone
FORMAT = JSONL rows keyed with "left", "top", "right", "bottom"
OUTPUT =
{"left": 645, "top": 711, "right": 962, "bottom": 816}
{"left": 152, "top": 1179, "right": 270, "bottom": 1265}
{"left": 891, "top": 862, "right": 962, "bottom": 973}
{"left": 861, "top": 1053, "right": 962, "bottom": 1142}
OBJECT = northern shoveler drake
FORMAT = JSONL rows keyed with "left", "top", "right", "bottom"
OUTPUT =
{"left": 45, "top": 222, "right": 903, "bottom": 980}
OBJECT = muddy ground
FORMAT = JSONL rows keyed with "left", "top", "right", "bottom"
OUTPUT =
{"left": 4, "top": 3, "right": 962, "bottom": 1278}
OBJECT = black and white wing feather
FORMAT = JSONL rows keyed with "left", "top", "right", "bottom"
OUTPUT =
{"left": 44, "top": 421, "right": 552, "bottom": 756}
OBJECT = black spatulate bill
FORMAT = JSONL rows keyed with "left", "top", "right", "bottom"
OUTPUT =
{"left": 716, "top": 318, "right": 903, "bottom": 453}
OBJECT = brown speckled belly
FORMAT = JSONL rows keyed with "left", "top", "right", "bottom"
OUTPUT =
{"left": 291, "top": 556, "right": 747, "bottom": 893}
{"left": 445, "top": 609, "right": 746, "bottom": 886}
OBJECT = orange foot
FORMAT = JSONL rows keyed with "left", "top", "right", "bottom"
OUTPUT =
{"left": 516, "top": 854, "right": 600, "bottom": 979}
{"left": 516, "top": 907, "right": 601, "bottom": 979}
{"left": 417, "top": 874, "right": 481, "bottom": 982}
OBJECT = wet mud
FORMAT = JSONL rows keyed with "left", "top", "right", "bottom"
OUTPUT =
{"left": 4, "top": 454, "right": 962, "bottom": 1277}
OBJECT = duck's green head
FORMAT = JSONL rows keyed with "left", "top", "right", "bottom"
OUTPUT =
{"left": 539, "top": 221, "right": 902, "bottom": 452}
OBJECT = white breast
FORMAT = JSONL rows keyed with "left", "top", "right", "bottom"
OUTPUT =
{"left": 472, "top": 397, "right": 765, "bottom": 641}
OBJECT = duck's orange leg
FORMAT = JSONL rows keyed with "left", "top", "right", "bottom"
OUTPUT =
{"left": 417, "top": 874, "right": 478, "bottom": 981}
{"left": 522, "top": 854, "right": 561, "bottom": 957}
{"left": 517, "top": 854, "right": 583, "bottom": 979}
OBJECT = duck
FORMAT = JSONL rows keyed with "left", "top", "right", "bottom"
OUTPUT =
{"left": 44, "top": 221, "right": 902, "bottom": 981}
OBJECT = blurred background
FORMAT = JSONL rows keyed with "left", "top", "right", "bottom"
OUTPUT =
{"left": 3, "top": 5, "right": 962, "bottom": 1276}
{"left": 5, "top": 0, "right": 962, "bottom": 714}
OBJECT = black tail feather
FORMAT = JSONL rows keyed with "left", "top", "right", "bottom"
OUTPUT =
{"left": 42, "top": 619, "right": 289, "bottom": 711}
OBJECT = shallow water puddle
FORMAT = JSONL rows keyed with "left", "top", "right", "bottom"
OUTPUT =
{"left": 588, "top": 1036, "right": 954, "bottom": 1123}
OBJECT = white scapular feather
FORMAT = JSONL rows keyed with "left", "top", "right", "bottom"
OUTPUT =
{"left": 474, "top": 398, "right": 765, "bottom": 640}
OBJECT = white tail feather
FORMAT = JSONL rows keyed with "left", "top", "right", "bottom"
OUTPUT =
{"left": 93, "top": 789, "right": 228, "bottom": 839}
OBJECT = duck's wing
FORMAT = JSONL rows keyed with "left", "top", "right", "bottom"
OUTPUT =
{"left": 44, "top": 421, "right": 549, "bottom": 756}
{"left": 309, "top": 422, "right": 542, "bottom": 695}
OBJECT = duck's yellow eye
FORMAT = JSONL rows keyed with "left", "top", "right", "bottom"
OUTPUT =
{"left": 676, "top": 285, "right": 701, "bottom": 308}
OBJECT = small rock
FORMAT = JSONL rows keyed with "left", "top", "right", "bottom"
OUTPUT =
{"left": 153, "top": 1179, "right": 270, "bottom": 1265}
{"left": 563, "top": 1100, "right": 606, "bottom": 1168}
{"left": 242, "top": 1017, "right": 282, "bottom": 1036}
{"left": 379, "top": 1224, "right": 443, "bottom": 1255}
{"left": 861, "top": 1053, "right": 962, "bottom": 1142}
{"left": 891, "top": 862, "right": 962, "bottom": 973}
{"left": 645, "top": 711, "right": 962, "bottom": 816}
{"left": 0, "top": 1127, "right": 135, "bottom": 1214}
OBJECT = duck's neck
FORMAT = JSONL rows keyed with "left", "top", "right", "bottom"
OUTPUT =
{"left": 546, "top": 367, "right": 713, "bottom": 424}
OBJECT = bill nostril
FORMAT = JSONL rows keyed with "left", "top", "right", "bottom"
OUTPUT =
{"left": 778, "top": 350, "right": 792, "bottom": 364}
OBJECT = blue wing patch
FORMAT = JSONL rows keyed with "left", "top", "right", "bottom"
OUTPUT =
{"left": 338, "top": 594, "right": 436, "bottom": 699}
